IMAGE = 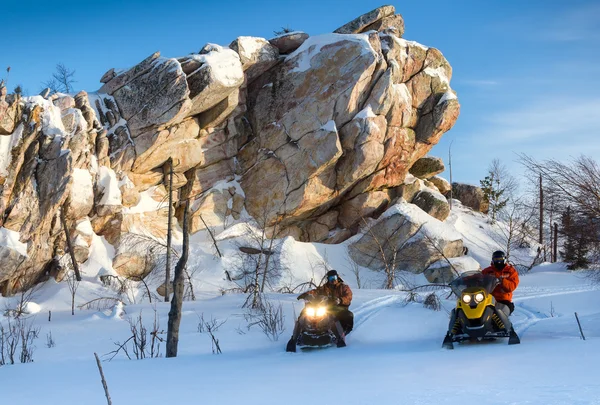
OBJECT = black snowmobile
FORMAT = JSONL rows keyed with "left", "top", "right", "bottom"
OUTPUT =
{"left": 442, "top": 270, "right": 520, "bottom": 349}
{"left": 286, "top": 295, "right": 346, "bottom": 352}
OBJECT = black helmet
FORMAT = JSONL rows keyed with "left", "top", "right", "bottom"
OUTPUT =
{"left": 492, "top": 250, "right": 507, "bottom": 268}
{"left": 326, "top": 270, "right": 340, "bottom": 283}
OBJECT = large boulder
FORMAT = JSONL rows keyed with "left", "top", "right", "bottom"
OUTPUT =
{"left": 0, "top": 89, "right": 18, "bottom": 135}
{"left": 243, "top": 33, "right": 381, "bottom": 224}
{"left": 423, "top": 256, "right": 481, "bottom": 283}
{"left": 451, "top": 183, "right": 489, "bottom": 213}
{"left": 411, "top": 189, "right": 450, "bottom": 221}
{"left": 229, "top": 37, "right": 279, "bottom": 83}
{"left": 409, "top": 156, "right": 445, "bottom": 179}
{"left": 106, "top": 56, "right": 191, "bottom": 137}
{"left": 429, "top": 176, "right": 451, "bottom": 194}
{"left": 361, "top": 14, "right": 405, "bottom": 36}
{"left": 269, "top": 32, "right": 309, "bottom": 55}
{"left": 181, "top": 45, "right": 245, "bottom": 117}
{"left": 349, "top": 201, "right": 464, "bottom": 274}
{"left": 334, "top": 5, "right": 396, "bottom": 34}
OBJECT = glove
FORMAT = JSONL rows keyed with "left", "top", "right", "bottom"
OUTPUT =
{"left": 331, "top": 297, "right": 341, "bottom": 305}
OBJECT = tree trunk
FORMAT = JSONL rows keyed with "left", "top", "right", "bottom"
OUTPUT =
{"left": 448, "top": 141, "right": 453, "bottom": 211}
{"left": 166, "top": 200, "right": 190, "bottom": 358}
{"left": 553, "top": 222, "right": 558, "bottom": 263}
{"left": 164, "top": 157, "right": 173, "bottom": 302}
{"left": 539, "top": 174, "right": 543, "bottom": 245}
{"left": 61, "top": 209, "right": 82, "bottom": 282}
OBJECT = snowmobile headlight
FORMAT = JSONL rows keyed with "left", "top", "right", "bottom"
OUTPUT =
{"left": 305, "top": 307, "right": 316, "bottom": 317}
{"left": 316, "top": 307, "right": 327, "bottom": 317}
{"left": 474, "top": 293, "right": 484, "bottom": 303}
{"left": 462, "top": 294, "right": 472, "bottom": 304}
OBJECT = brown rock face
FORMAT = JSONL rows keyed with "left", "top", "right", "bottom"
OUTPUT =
{"left": 0, "top": 6, "right": 462, "bottom": 294}
{"left": 269, "top": 32, "right": 310, "bottom": 55}
{"left": 334, "top": 5, "right": 396, "bottom": 34}
{"left": 429, "top": 176, "right": 451, "bottom": 194}
{"left": 451, "top": 183, "right": 489, "bottom": 213}
{"left": 411, "top": 189, "right": 450, "bottom": 221}
{"left": 349, "top": 201, "right": 463, "bottom": 274}
{"left": 409, "top": 156, "right": 445, "bottom": 179}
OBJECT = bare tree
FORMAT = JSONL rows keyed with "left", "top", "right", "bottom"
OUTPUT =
{"left": 66, "top": 269, "right": 80, "bottom": 316}
{"left": 42, "top": 63, "right": 76, "bottom": 94}
{"left": 164, "top": 157, "right": 174, "bottom": 302}
{"left": 226, "top": 206, "right": 286, "bottom": 309}
{"left": 520, "top": 154, "right": 600, "bottom": 274}
{"left": 166, "top": 200, "right": 190, "bottom": 358}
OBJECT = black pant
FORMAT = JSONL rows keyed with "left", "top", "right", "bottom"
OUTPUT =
{"left": 497, "top": 300, "right": 515, "bottom": 314}
{"left": 331, "top": 306, "right": 354, "bottom": 334}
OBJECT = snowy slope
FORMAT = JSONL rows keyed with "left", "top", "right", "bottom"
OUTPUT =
{"left": 1, "top": 205, "right": 600, "bottom": 404}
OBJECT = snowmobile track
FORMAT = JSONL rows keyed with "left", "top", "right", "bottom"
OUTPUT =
{"left": 512, "top": 302, "right": 549, "bottom": 337}
{"left": 353, "top": 295, "right": 404, "bottom": 330}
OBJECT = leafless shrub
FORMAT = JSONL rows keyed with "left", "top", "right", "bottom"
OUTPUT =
{"left": 78, "top": 297, "right": 126, "bottom": 312}
{"left": 0, "top": 317, "right": 40, "bottom": 365}
{"left": 227, "top": 210, "right": 286, "bottom": 309}
{"left": 245, "top": 300, "right": 286, "bottom": 341}
{"left": 403, "top": 291, "right": 420, "bottom": 305}
{"left": 345, "top": 254, "right": 363, "bottom": 289}
{"left": 106, "top": 308, "right": 164, "bottom": 361}
{"left": 423, "top": 292, "right": 442, "bottom": 311}
{"left": 2, "top": 266, "right": 43, "bottom": 319}
{"left": 46, "top": 331, "right": 55, "bottom": 348}
{"left": 197, "top": 313, "right": 225, "bottom": 354}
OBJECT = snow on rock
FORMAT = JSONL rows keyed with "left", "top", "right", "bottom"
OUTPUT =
{"left": 22, "top": 301, "right": 41, "bottom": 314}
{"left": 0, "top": 123, "right": 24, "bottom": 177}
{"left": 438, "top": 91, "right": 457, "bottom": 105}
{"left": 355, "top": 105, "right": 377, "bottom": 119}
{"left": 122, "top": 186, "right": 166, "bottom": 214}
{"left": 82, "top": 234, "right": 117, "bottom": 278}
{"left": 0, "top": 227, "right": 28, "bottom": 256}
{"left": 97, "top": 166, "right": 122, "bottom": 207}
{"left": 69, "top": 168, "right": 94, "bottom": 212}
{"left": 424, "top": 255, "right": 481, "bottom": 283}
{"left": 189, "top": 48, "right": 244, "bottom": 88}
{"left": 75, "top": 218, "right": 94, "bottom": 236}
{"left": 287, "top": 33, "right": 376, "bottom": 73}
{"left": 424, "top": 66, "right": 450, "bottom": 85}
{"left": 321, "top": 120, "right": 337, "bottom": 132}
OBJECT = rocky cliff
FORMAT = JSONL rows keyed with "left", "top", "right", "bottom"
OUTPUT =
{"left": 0, "top": 5, "right": 460, "bottom": 295}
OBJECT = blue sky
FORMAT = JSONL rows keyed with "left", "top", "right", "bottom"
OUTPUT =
{"left": 1, "top": 0, "right": 599, "bottom": 187}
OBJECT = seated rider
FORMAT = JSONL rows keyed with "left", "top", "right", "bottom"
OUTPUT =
{"left": 482, "top": 250, "right": 519, "bottom": 315}
{"left": 298, "top": 269, "right": 354, "bottom": 334}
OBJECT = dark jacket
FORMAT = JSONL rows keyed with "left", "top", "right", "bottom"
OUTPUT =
{"left": 308, "top": 281, "right": 353, "bottom": 307}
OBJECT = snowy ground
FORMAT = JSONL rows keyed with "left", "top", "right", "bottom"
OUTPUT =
{"left": 1, "top": 204, "right": 600, "bottom": 404}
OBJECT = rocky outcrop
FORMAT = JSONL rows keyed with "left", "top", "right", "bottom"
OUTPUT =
{"left": 412, "top": 189, "right": 450, "bottom": 221}
{"left": 451, "top": 183, "right": 489, "bottom": 213}
{"left": 334, "top": 5, "right": 397, "bottom": 35}
{"left": 349, "top": 201, "right": 463, "bottom": 274}
{"left": 0, "top": 85, "right": 19, "bottom": 135}
{"left": 429, "top": 176, "right": 451, "bottom": 194}
{"left": 409, "top": 156, "right": 445, "bottom": 179}
{"left": 424, "top": 256, "right": 480, "bottom": 283}
{"left": 0, "top": 6, "right": 462, "bottom": 294}
{"left": 269, "top": 32, "right": 309, "bottom": 55}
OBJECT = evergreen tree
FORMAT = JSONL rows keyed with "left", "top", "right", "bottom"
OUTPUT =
{"left": 560, "top": 206, "right": 591, "bottom": 269}
{"left": 480, "top": 171, "right": 508, "bottom": 223}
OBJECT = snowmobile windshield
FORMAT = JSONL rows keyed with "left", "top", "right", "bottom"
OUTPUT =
{"left": 449, "top": 271, "right": 499, "bottom": 296}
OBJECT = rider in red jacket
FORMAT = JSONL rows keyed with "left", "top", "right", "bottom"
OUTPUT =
{"left": 482, "top": 250, "right": 519, "bottom": 314}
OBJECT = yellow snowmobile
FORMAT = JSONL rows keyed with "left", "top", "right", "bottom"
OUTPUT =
{"left": 442, "top": 271, "right": 520, "bottom": 349}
